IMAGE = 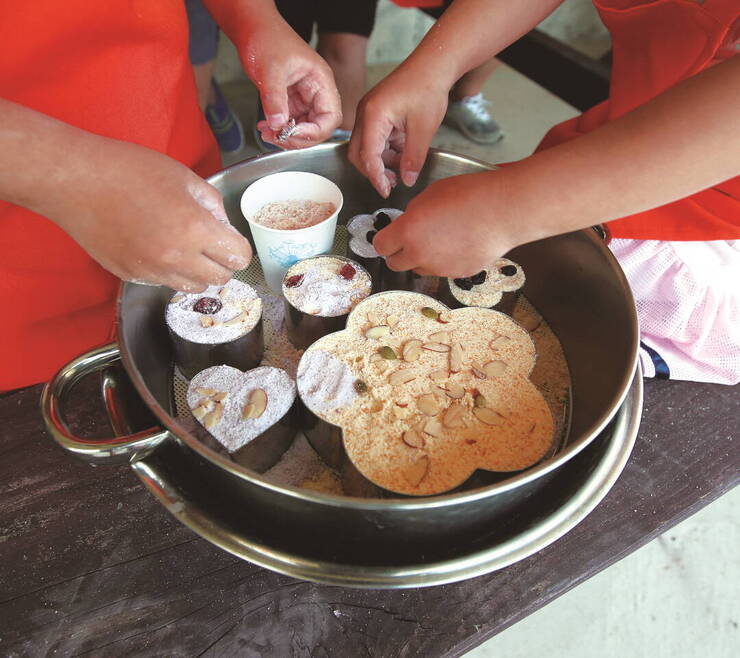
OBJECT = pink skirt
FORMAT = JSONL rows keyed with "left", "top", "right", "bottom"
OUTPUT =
{"left": 609, "top": 239, "right": 740, "bottom": 385}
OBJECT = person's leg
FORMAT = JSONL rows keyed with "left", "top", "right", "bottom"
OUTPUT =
{"left": 422, "top": 2, "right": 503, "bottom": 144}
{"left": 317, "top": 32, "right": 369, "bottom": 131}
{"left": 186, "top": 0, "right": 244, "bottom": 152}
{"left": 316, "top": 0, "right": 377, "bottom": 135}
{"left": 450, "top": 58, "right": 500, "bottom": 101}
{"left": 193, "top": 61, "right": 216, "bottom": 111}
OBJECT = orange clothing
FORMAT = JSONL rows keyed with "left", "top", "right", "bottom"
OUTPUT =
{"left": 540, "top": 0, "right": 739, "bottom": 241}
{"left": 0, "top": 1, "right": 221, "bottom": 390}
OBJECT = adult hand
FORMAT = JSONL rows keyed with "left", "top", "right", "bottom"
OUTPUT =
{"left": 244, "top": 23, "right": 342, "bottom": 149}
{"left": 52, "top": 138, "right": 252, "bottom": 291}
{"left": 373, "top": 170, "right": 529, "bottom": 277}
{"left": 348, "top": 66, "right": 449, "bottom": 198}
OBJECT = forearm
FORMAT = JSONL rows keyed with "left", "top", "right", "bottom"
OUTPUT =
{"left": 398, "top": 0, "right": 564, "bottom": 91}
{"left": 0, "top": 98, "right": 96, "bottom": 221}
{"left": 502, "top": 56, "right": 740, "bottom": 245}
{"left": 201, "top": 0, "right": 285, "bottom": 52}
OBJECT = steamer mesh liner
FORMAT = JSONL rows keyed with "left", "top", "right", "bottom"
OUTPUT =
{"left": 172, "top": 225, "right": 571, "bottom": 496}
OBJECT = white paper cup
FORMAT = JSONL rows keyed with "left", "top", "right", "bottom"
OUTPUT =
{"left": 240, "top": 171, "right": 343, "bottom": 292}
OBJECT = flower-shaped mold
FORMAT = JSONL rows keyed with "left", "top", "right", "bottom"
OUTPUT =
{"left": 187, "top": 365, "right": 296, "bottom": 472}
{"left": 445, "top": 258, "right": 525, "bottom": 312}
{"left": 347, "top": 208, "right": 436, "bottom": 294}
{"left": 347, "top": 207, "right": 403, "bottom": 259}
{"left": 297, "top": 292, "right": 554, "bottom": 496}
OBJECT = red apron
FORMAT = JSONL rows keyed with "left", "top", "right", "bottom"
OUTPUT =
{"left": 0, "top": 1, "right": 221, "bottom": 390}
{"left": 539, "top": 0, "right": 740, "bottom": 241}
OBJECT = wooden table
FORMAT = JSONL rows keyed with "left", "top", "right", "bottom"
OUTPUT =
{"left": 1, "top": 377, "right": 737, "bottom": 656}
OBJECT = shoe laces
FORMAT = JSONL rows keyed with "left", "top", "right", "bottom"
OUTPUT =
{"left": 460, "top": 93, "right": 492, "bottom": 121}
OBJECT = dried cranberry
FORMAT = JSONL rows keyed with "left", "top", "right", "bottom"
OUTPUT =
{"left": 339, "top": 263, "right": 357, "bottom": 280}
{"left": 500, "top": 265, "right": 518, "bottom": 276}
{"left": 373, "top": 212, "right": 392, "bottom": 231}
{"left": 453, "top": 277, "right": 474, "bottom": 291}
{"left": 366, "top": 230, "right": 377, "bottom": 245}
{"left": 471, "top": 270, "right": 487, "bottom": 285}
{"left": 192, "top": 297, "right": 222, "bottom": 315}
{"left": 285, "top": 274, "right": 304, "bottom": 288}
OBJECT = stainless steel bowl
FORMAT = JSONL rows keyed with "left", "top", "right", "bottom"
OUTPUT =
{"left": 42, "top": 143, "right": 640, "bottom": 587}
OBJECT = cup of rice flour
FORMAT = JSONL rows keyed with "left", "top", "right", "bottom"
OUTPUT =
{"left": 240, "top": 171, "right": 343, "bottom": 293}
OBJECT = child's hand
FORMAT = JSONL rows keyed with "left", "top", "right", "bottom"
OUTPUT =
{"left": 50, "top": 139, "right": 252, "bottom": 292}
{"left": 373, "top": 171, "right": 529, "bottom": 277}
{"left": 246, "top": 25, "right": 342, "bottom": 149}
{"left": 348, "top": 68, "right": 449, "bottom": 198}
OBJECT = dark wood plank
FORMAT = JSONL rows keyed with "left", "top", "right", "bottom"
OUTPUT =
{"left": 0, "top": 377, "right": 737, "bottom": 657}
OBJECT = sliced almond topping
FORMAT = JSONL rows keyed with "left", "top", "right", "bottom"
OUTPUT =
{"left": 367, "top": 310, "right": 383, "bottom": 325}
{"left": 365, "top": 325, "right": 390, "bottom": 339}
{"left": 170, "top": 294, "right": 185, "bottom": 303}
{"left": 429, "top": 369, "right": 448, "bottom": 383}
{"left": 369, "top": 353, "right": 382, "bottom": 363}
{"left": 483, "top": 360, "right": 507, "bottom": 378}
{"left": 191, "top": 404, "right": 209, "bottom": 420}
{"left": 194, "top": 387, "right": 217, "bottom": 397}
{"left": 471, "top": 362, "right": 487, "bottom": 379}
{"left": 211, "top": 391, "right": 229, "bottom": 402}
{"left": 388, "top": 369, "right": 416, "bottom": 386}
{"left": 450, "top": 343, "right": 464, "bottom": 373}
{"left": 364, "top": 398, "right": 384, "bottom": 413}
{"left": 443, "top": 403, "right": 466, "bottom": 429}
{"left": 393, "top": 405, "right": 412, "bottom": 420}
{"left": 387, "top": 314, "right": 400, "bottom": 328}
{"left": 402, "top": 429, "right": 426, "bottom": 449}
{"left": 200, "top": 316, "right": 215, "bottom": 328}
{"left": 489, "top": 335, "right": 511, "bottom": 348}
{"left": 403, "top": 455, "right": 429, "bottom": 487}
{"left": 422, "top": 418, "right": 445, "bottom": 438}
{"left": 472, "top": 407, "right": 505, "bottom": 426}
{"left": 374, "top": 360, "right": 388, "bottom": 373}
{"left": 428, "top": 330, "right": 450, "bottom": 343}
{"left": 242, "top": 388, "right": 268, "bottom": 419}
{"left": 224, "top": 310, "right": 250, "bottom": 326}
{"left": 218, "top": 287, "right": 229, "bottom": 299}
{"left": 402, "top": 339, "right": 423, "bottom": 362}
{"left": 443, "top": 382, "right": 466, "bottom": 399}
{"left": 416, "top": 393, "right": 441, "bottom": 416}
{"left": 423, "top": 343, "right": 450, "bottom": 353}
{"left": 204, "top": 404, "right": 224, "bottom": 429}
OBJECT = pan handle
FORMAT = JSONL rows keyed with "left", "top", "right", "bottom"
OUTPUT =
{"left": 41, "top": 343, "right": 171, "bottom": 464}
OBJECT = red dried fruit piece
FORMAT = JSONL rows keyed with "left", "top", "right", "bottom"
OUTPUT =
{"left": 192, "top": 297, "right": 222, "bottom": 315}
{"left": 465, "top": 439, "right": 477, "bottom": 445}
{"left": 285, "top": 274, "right": 304, "bottom": 288}
{"left": 339, "top": 263, "right": 357, "bottom": 281}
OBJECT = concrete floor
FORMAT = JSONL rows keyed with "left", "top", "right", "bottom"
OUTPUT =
{"left": 213, "top": 6, "right": 738, "bottom": 653}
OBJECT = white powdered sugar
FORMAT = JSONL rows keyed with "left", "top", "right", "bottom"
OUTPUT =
{"left": 283, "top": 256, "right": 371, "bottom": 317}
{"left": 347, "top": 208, "right": 403, "bottom": 259}
{"left": 187, "top": 365, "right": 296, "bottom": 452}
{"left": 297, "top": 349, "right": 358, "bottom": 416}
{"left": 166, "top": 279, "right": 261, "bottom": 344}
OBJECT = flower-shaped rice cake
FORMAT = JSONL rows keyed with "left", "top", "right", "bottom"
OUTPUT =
{"left": 297, "top": 292, "right": 554, "bottom": 495}
{"left": 347, "top": 208, "right": 403, "bottom": 259}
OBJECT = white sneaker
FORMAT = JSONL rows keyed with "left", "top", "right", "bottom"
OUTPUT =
{"left": 444, "top": 93, "right": 504, "bottom": 145}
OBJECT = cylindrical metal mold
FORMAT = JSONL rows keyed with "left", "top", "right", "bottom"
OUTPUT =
{"left": 169, "top": 319, "right": 264, "bottom": 381}
{"left": 282, "top": 255, "right": 372, "bottom": 351}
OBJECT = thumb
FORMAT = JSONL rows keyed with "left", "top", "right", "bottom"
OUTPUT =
{"left": 259, "top": 78, "right": 290, "bottom": 131}
{"left": 400, "top": 113, "right": 439, "bottom": 187}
